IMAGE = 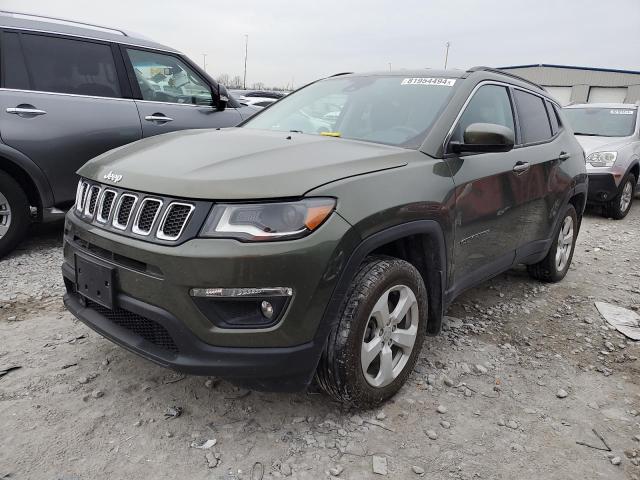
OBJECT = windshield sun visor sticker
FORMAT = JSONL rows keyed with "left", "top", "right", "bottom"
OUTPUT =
{"left": 401, "top": 78, "right": 456, "bottom": 87}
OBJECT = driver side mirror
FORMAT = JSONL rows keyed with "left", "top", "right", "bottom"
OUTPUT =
{"left": 215, "top": 94, "right": 228, "bottom": 111}
{"left": 449, "top": 123, "right": 515, "bottom": 154}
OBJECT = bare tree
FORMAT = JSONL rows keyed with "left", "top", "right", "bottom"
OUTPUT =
{"left": 216, "top": 73, "right": 230, "bottom": 86}
{"left": 251, "top": 82, "right": 265, "bottom": 90}
{"left": 231, "top": 75, "right": 242, "bottom": 89}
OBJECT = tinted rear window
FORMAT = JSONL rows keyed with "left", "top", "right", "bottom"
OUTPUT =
{"left": 514, "top": 90, "right": 552, "bottom": 144}
{"left": 2, "top": 33, "right": 30, "bottom": 89}
{"left": 18, "top": 34, "right": 121, "bottom": 98}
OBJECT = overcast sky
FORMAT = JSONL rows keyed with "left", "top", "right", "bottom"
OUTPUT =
{"left": 4, "top": 0, "right": 639, "bottom": 88}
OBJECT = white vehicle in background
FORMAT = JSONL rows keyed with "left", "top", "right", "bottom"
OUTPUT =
{"left": 563, "top": 103, "right": 640, "bottom": 219}
{"left": 230, "top": 90, "right": 288, "bottom": 108}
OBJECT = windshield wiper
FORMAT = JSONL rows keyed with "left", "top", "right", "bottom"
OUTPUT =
{"left": 289, "top": 129, "right": 304, "bottom": 134}
{"left": 573, "top": 132, "right": 600, "bottom": 136}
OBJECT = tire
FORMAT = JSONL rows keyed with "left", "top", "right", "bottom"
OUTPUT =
{"left": 0, "top": 170, "right": 30, "bottom": 258}
{"left": 604, "top": 173, "right": 635, "bottom": 220}
{"left": 527, "top": 203, "right": 577, "bottom": 283}
{"left": 315, "top": 256, "right": 428, "bottom": 408}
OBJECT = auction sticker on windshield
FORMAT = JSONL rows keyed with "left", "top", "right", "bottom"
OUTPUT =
{"left": 401, "top": 78, "right": 456, "bottom": 86}
{"left": 610, "top": 109, "right": 635, "bottom": 115}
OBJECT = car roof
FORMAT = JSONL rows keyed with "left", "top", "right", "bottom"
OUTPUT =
{"left": 564, "top": 103, "right": 638, "bottom": 109}
{"left": 332, "top": 69, "right": 467, "bottom": 79}
{"left": 0, "top": 10, "right": 178, "bottom": 53}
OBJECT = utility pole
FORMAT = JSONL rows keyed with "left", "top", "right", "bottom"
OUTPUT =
{"left": 243, "top": 34, "right": 248, "bottom": 90}
{"left": 444, "top": 41, "right": 451, "bottom": 69}
{"left": 202, "top": 53, "right": 207, "bottom": 72}
{"left": 388, "top": 62, "right": 392, "bottom": 72}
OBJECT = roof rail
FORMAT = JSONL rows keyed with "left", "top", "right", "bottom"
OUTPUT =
{"left": 467, "top": 66, "right": 545, "bottom": 92}
{"left": 0, "top": 10, "right": 128, "bottom": 36}
{"left": 330, "top": 72, "right": 353, "bottom": 77}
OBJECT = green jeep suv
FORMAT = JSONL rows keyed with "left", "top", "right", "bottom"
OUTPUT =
{"left": 62, "top": 67, "right": 587, "bottom": 407}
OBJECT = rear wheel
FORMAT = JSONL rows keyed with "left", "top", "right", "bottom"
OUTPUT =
{"left": 527, "top": 203, "right": 577, "bottom": 283}
{"left": 315, "top": 257, "right": 427, "bottom": 407}
{"left": 604, "top": 173, "right": 635, "bottom": 220}
{"left": 0, "top": 171, "right": 30, "bottom": 258}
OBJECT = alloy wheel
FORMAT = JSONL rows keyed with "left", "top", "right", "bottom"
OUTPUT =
{"left": 361, "top": 284, "right": 419, "bottom": 388}
{"left": 555, "top": 215, "right": 574, "bottom": 272}
{"left": 0, "top": 191, "right": 11, "bottom": 239}
{"left": 620, "top": 180, "right": 633, "bottom": 213}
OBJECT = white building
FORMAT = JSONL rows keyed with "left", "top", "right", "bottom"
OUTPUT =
{"left": 500, "top": 64, "right": 640, "bottom": 106}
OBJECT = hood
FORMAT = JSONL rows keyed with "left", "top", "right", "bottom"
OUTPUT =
{"left": 575, "top": 135, "right": 632, "bottom": 155}
{"left": 79, "top": 128, "right": 409, "bottom": 199}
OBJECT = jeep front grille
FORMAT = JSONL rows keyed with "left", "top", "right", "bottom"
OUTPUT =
{"left": 73, "top": 180, "right": 200, "bottom": 243}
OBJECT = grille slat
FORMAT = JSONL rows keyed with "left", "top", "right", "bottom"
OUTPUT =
{"left": 132, "top": 199, "right": 162, "bottom": 235}
{"left": 86, "top": 186, "right": 101, "bottom": 216}
{"left": 158, "top": 203, "right": 194, "bottom": 241}
{"left": 97, "top": 190, "right": 116, "bottom": 223}
{"left": 76, "top": 182, "right": 89, "bottom": 211}
{"left": 85, "top": 300, "right": 178, "bottom": 353}
{"left": 112, "top": 194, "right": 137, "bottom": 230}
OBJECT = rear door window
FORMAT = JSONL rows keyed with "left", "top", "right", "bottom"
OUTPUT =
{"left": 2, "top": 32, "right": 30, "bottom": 89}
{"left": 15, "top": 33, "right": 121, "bottom": 98}
{"left": 514, "top": 90, "right": 552, "bottom": 144}
{"left": 451, "top": 84, "right": 515, "bottom": 143}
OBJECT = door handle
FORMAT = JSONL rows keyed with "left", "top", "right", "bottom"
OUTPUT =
{"left": 6, "top": 106, "right": 47, "bottom": 116}
{"left": 558, "top": 151, "right": 571, "bottom": 161}
{"left": 513, "top": 161, "right": 530, "bottom": 173}
{"left": 144, "top": 114, "right": 173, "bottom": 123}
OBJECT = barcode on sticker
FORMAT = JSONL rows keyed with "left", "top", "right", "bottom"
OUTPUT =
{"left": 610, "top": 109, "right": 634, "bottom": 115}
{"left": 401, "top": 77, "right": 456, "bottom": 87}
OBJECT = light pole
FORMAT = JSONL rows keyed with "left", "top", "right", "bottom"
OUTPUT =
{"left": 243, "top": 34, "right": 248, "bottom": 90}
{"left": 388, "top": 62, "right": 392, "bottom": 72}
{"left": 202, "top": 53, "right": 207, "bottom": 72}
{"left": 444, "top": 42, "right": 451, "bottom": 69}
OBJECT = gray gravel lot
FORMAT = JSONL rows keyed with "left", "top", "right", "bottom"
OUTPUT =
{"left": 1, "top": 206, "right": 640, "bottom": 480}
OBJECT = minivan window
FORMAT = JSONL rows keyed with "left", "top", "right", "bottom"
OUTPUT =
{"left": 514, "top": 90, "right": 552, "bottom": 144}
{"left": 451, "top": 84, "right": 515, "bottom": 143}
{"left": 17, "top": 34, "right": 121, "bottom": 98}
{"left": 244, "top": 75, "right": 457, "bottom": 148}
{"left": 563, "top": 107, "right": 637, "bottom": 137}
{"left": 126, "top": 49, "right": 212, "bottom": 106}
{"left": 2, "top": 33, "right": 30, "bottom": 89}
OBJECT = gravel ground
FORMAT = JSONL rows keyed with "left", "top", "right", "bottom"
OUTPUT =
{"left": 1, "top": 205, "right": 640, "bottom": 480}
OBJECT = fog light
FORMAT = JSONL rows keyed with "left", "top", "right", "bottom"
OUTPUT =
{"left": 261, "top": 301, "right": 274, "bottom": 319}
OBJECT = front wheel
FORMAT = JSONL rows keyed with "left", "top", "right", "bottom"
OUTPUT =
{"left": 0, "top": 171, "right": 30, "bottom": 258}
{"left": 605, "top": 173, "right": 635, "bottom": 220}
{"left": 527, "top": 203, "right": 578, "bottom": 283}
{"left": 315, "top": 257, "right": 427, "bottom": 407}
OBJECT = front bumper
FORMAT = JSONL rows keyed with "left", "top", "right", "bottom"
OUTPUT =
{"left": 62, "top": 209, "right": 358, "bottom": 389}
{"left": 587, "top": 173, "right": 619, "bottom": 203}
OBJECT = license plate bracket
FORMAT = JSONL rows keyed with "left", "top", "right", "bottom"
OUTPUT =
{"left": 75, "top": 254, "right": 115, "bottom": 309}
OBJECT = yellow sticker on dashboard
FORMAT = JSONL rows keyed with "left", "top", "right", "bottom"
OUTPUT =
{"left": 320, "top": 132, "right": 342, "bottom": 137}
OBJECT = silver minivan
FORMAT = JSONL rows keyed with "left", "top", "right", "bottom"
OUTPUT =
{"left": 0, "top": 11, "right": 256, "bottom": 257}
{"left": 563, "top": 103, "right": 639, "bottom": 219}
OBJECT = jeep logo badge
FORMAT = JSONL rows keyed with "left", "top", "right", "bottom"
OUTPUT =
{"left": 103, "top": 171, "right": 123, "bottom": 183}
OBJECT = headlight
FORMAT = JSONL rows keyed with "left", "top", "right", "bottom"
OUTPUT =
{"left": 200, "top": 198, "right": 336, "bottom": 241}
{"left": 586, "top": 151, "right": 617, "bottom": 167}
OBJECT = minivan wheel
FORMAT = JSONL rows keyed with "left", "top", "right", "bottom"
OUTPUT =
{"left": 0, "top": 171, "right": 30, "bottom": 258}
{"left": 527, "top": 203, "right": 578, "bottom": 283}
{"left": 315, "top": 256, "right": 427, "bottom": 408}
{"left": 605, "top": 174, "right": 635, "bottom": 220}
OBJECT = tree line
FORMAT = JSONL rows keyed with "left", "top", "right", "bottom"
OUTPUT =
{"left": 215, "top": 73, "right": 292, "bottom": 91}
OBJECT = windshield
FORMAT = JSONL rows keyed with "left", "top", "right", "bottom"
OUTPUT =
{"left": 243, "top": 75, "right": 458, "bottom": 148}
{"left": 563, "top": 107, "right": 637, "bottom": 137}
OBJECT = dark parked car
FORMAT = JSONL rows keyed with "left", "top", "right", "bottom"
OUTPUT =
{"left": 0, "top": 11, "right": 256, "bottom": 257}
{"left": 62, "top": 67, "right": 587, "bottom": 407}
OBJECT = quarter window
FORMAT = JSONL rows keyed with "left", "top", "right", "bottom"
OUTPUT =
{"left": 545, "top": 100, "right": 559, "bottom": 135}
{"left": 514, "top": 90, "right": 552, "bottom": 144}
{"left": 451, "top": 85, "right": 515, "bottom": 143}
{"left": 126, "top": 49, "right": 212, "bottom": 105}
{"left": 14, "top": 33, "right": 121, "bottom": 98}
